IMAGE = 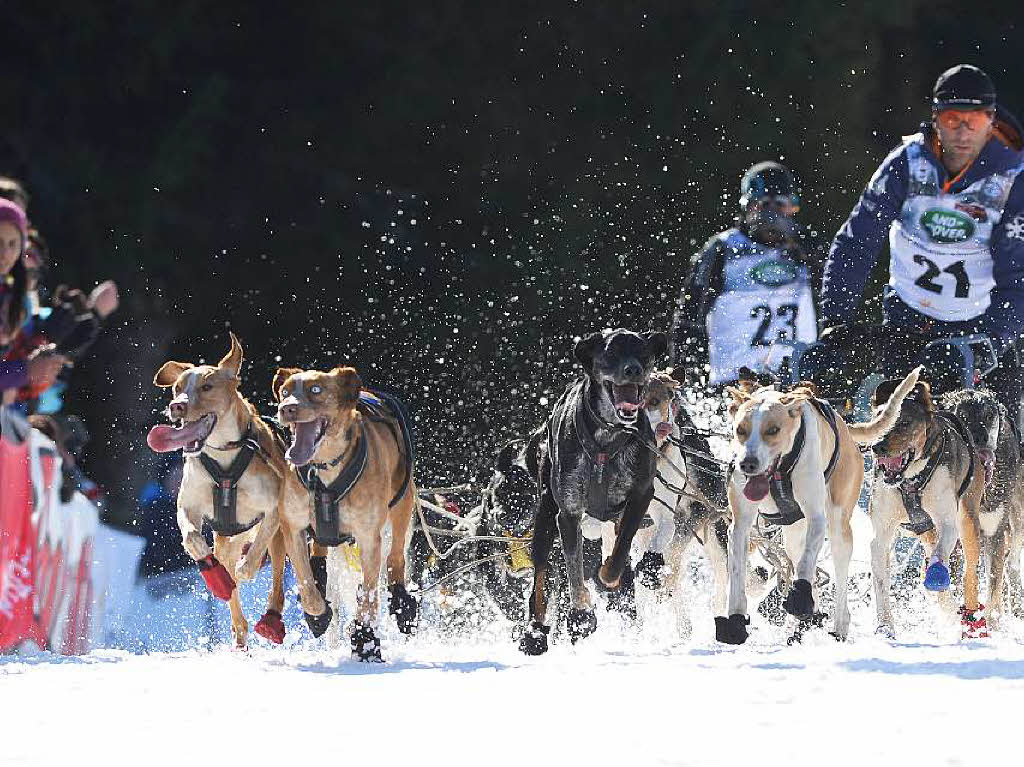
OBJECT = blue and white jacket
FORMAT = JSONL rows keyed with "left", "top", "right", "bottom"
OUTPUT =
{"left": 821, "top": 108, "right": 1024, "bottom": 353}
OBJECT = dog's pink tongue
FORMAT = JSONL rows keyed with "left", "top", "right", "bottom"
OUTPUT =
{"left": 744, "top": 473, "right": 771, "bottom": 502}
{"left": 147, "top": 421, "right": 205, "bottom": 453}
{"left": 877, "top": 455, "right": 904, "bottom": 472}
{"left": 286, "top": 420, "right": 320, "bottom": 466}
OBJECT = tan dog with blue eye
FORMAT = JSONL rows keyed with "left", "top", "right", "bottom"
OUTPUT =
{"left": 717, "top": 366, "right": 921, "bottom": 644}
{"left": 149, "top": 334, "right": 330, "bottom": 647}
{"left": 273, "top": 365, "right": 418, "bottom": 662}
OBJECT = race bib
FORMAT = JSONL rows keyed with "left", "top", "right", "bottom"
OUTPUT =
{"left": 704, "top": 233, "right": 817, "bottom": 384}
{"left": 889, "top": 140, "right": 1021, "bottom": 321}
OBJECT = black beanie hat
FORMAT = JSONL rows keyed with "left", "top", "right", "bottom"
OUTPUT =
{"left": 932, "top": 64, "right": 996, "bottom": 110}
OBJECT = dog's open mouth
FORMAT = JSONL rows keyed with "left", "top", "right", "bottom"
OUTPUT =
{"left": 605, "top": 382, "right": 642, "bottom": 422}
{"left": 147, "top": 413, "right": 217, "bottom": 454}
{"left": 741, "top": 459, "right": 779, "bottom": 502}
{"left": 875, "top": 449, "right": 913, "bottom": 484}
{"left": 286, "top": 417, "right": 329, "bottom": 466}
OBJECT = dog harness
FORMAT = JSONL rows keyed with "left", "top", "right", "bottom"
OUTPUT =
{"left": 758, "top": 399, "right": 841, "bottom": 527}
{"left": 295, "top": 389, "right": 415, "bottom": 547}
{"left": 548, "top": 378, "right": 651, "bottom": 522}
{"left": 891, "top": 410, "right": 975, "bottom": 535}
{"left": 198, "top": 422, "right": 267, "bottom": 537}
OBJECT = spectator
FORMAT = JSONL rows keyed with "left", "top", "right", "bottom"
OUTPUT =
{"left": 0, "top": 198, "right": 64, "bottom": 398}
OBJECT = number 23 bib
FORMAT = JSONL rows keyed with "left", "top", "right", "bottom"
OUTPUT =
{"left": 705, "top": 232, "right": 817, "bottom": 384}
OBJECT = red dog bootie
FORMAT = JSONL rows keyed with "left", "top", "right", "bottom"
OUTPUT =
{"left": 254, "top": 610, "right": 286, "bottom": 644}
{"left": 197, "top": 555, "right": 236, "bottom": 601}
{"left": 960, "top": 603, "right": 990, "bottom": 639}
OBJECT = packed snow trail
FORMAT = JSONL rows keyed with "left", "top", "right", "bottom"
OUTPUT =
{"left": 3, "top": 637, "right": 1024, "bottom": 767}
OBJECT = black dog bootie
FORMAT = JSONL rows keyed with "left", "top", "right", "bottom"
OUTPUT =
{"left": 783, "top": 579, "right": 815, "bottom": 617}
{"left": 715, "top": 614, "right": 749, "bottom": 645}
{"left": 567, "top": 608, "right": 598, "bottom": 644}
{"left": 388, "top": 583, "right": 419, "bottom": 635}
{"left": 351, "top": 622, "right": 383, "bottom": 662}
{"left": 518, "top": 621, "right": 550, "bottom": 656}
{"left": 635, "top": 551, "right": 666, "bottom": 590}
{"left": 303, "top": 602, "right": 333, "bottom": 639}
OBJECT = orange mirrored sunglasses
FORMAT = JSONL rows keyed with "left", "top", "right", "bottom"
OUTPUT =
{"left": 935, "top": 108, "right": 994, "bottom": 131}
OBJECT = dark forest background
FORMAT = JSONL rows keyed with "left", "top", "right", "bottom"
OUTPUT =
{"left": 3, "top": 1, "right": 1021, "bottom": 525}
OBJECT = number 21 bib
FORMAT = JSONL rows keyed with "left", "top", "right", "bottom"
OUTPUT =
{"left": 889, "top": 139, "right": 1022, "bottom": 322}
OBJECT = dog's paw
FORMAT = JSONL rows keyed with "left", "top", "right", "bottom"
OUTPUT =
{"left": 924, "top": 562, "right": 951, "bottom": 592}
{"left": 253, "top": 609, "right": 286, "bottom": 644}
{"left": 960, "top": 604, "right": 990, "bottom": 640}
{"left": 783, "top": 579, "right": 815, "bottom": 617}
{"left": 593, "top": 560, "right": 622, "bottom": 592}
{"left": 351, "top": 622, "right": 383, "bottom": 662}
{"left": 388, "top": 583, "right": 419, "bottom": 635}
{"left": 606, "top": 565, "right": 637, "bottom": 620}
{"left": 309, "top": 555, "right": 329, "bottom": 601}
{"left": 635, "top": 551, "right": 666, "bottom": 590}
{"left": 197, "top": 555, "right": 236, "bottom": 601}
{"left": 715, "top": 614, "right": 749, "bottom": 645}
{"left": 567, "top": 608, "right": 598, "bottom": 644}
{"left": 518, "top": 621, "right": 550, "bottom": 656}
{"left": 304, "top": 602, "right": 334, "bottom": 639}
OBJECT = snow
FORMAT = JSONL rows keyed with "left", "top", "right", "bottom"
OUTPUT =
{"left": 3, "top": 638, "right": 1024, "bottom": 766}
{"left": 4, "top": 505, "right": 1024, "bottom": 766}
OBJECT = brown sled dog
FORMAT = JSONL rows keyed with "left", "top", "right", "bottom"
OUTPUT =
{"left": 148, "top": 333, "right": 330, "bottom": 647}
{"left": 273, "top": 365, "right": 418, "bottom": 661}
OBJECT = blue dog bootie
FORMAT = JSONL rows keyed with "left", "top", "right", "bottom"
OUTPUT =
{"left": 924, "top": 561, "right": 951, "bottom": 592}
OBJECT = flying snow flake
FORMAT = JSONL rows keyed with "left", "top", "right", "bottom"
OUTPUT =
{"left": 1006, "top": 214, "right": 1024, "bottom": 241}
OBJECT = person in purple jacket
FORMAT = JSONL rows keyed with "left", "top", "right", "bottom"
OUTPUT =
{"left": 0, "top": 199, "right": 65, "bottom": 398}
{"left": 812, "top": 64, "right": 1024, "bottom": 426}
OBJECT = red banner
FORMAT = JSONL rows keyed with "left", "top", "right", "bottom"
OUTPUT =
{"left": 0, "top": 428, "right": 94, "bottom": 654}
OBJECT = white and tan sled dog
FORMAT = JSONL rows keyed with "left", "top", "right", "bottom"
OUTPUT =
{"left": 148, "top": 333, "right": 331, "bottom": 647}
{"left": 717, "top": 366, "right": 921, "bottom": 644}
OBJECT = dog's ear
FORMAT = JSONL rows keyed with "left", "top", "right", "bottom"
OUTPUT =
{"left": 573, "top": 331, "right": 604, "bottom": 370}
{"left": 154, "top": 361, "right": 193, "bottom": 388}
{"left": 644, "top": 331, "right": 668, "bottom": 360}
{"left": 668, "top": 366, "right": 686, "bottom": 384}
{"left": 218, "top": 332, "right": 244, "bottom": 379}
{"left": 725, "top": 385, "right": 750, "bottom": 417}
{"left": 330, "top": 366, "right": 363, "bottom": 405}
{"left": 872, "top": 378, "right": 903, "bottom": 407}
{"left": 780, "top": 388, "right": 812, "bottom": 417}
{"left": 916, "top": 381, "right": 934, "bottom": 414}
{"left": 272, "top": 367, "right": 302, "bottom": 401}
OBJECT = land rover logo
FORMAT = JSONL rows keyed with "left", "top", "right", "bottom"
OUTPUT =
{"left": 920, "top": 208, "right": 975, "bottom": 243}
{"left": 749, "top": 259, "right": 798, "bottom": 287}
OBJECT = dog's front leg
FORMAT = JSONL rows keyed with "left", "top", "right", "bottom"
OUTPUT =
{"left": 179, "top": 503, "right": 236, "bottom": 601}
{"left": 235, "top": 498, "right": 281, "bottom": 583}
{"left": 599, "top": 487, "right": 652, "bottom": 589}
{"left": 519, "top": 481, "right": 558, "bottom": 655}
{"left": 351, "top": 530, "right": 384, "bottom": 662}
{"left": 558, "top": 509, "right": 598, "bottom": 644}
{"left": 783, "top": 476, "right": 829, "bottom": 618}
{"left": 869, "top": 487, "right": 899, "bottom": 637}
{"left": 717, "top": 486, "right": 755, "bottom": 644}
{"left": 178, "top": 503, "right": 211, "bottom": 562}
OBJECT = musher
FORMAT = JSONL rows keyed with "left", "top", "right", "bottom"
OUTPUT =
{"left": 811, "top": 64, "right": 1024, "bottom": 427}
{"left": 672, "top": 161, "right": 822, "bottom": 388}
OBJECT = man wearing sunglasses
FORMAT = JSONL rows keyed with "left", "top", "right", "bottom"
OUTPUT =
{"left": 815, "top": 64, "right": 1024, "bottom": 425}
{"left": 671, "top": 161, "right": 822, "bottom": 387}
